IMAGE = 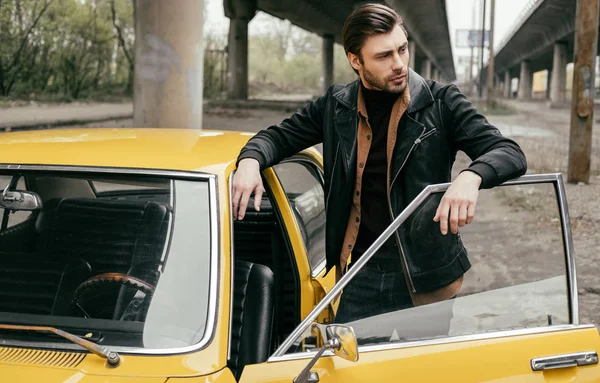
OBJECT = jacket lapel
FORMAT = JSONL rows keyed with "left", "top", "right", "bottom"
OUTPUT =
{"left": 406, "top": 68, "right": 435, "bottom": 114}
{"left": 331, "top": 71, "right": 435, "bottom": 181}
{"left": 390, "top": 70, "right": 436, "bottom": 192}
{"left": 332, "top": 81, "right": 360, "bottom": 178}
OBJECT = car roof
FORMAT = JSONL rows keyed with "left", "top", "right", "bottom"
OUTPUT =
{"left": 0, "top": 128, "right": 257, "bottom": 174}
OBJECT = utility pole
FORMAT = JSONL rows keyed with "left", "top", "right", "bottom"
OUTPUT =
{"left": 486, "top": 0, "right": 495, "bottom": 107}
{"left": 568, "top": 0, "right": 600, "bottom": 183}
{"left": 478, "top": 0, "right": 487, "bottom": 98}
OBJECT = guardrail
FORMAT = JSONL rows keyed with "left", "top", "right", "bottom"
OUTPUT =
{"left": 495, "top": 0, "right": 544, "bottom": 53}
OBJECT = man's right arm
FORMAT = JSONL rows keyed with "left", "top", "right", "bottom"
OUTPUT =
{"left": 233, "top": 88, "right": 331, "bottom": 220}
{"left": 237, "top": 89, "right": 330, "bottom": 169}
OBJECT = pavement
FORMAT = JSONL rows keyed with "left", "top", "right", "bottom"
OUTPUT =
{"left": 0, "top": 102, "right": 133, "bottom": 131}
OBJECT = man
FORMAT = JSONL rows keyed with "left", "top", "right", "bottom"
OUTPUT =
{"left": 231, "top": 4, "right": 527, "bottom": 324}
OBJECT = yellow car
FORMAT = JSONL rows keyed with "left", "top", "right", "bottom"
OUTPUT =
{"left": 0, "top": 128, "right": 598, "bottom": 382}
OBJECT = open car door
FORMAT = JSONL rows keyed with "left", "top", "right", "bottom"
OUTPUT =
{"left": 239, "top": 174, "right": 600, "bottom": 382}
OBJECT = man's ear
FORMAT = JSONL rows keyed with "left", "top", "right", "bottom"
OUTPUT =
{"left": 348, "top": 52, "right": 361, "bottom": 72}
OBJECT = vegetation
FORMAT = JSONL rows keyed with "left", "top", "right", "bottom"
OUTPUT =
{"left": 0, "top": 0, "right": 134, "bottom": 101}
{"left": 0, "top": 0, "right": 356, "bottom": 102}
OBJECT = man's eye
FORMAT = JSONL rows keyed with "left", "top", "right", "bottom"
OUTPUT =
{"left": 400, "top": 46, "right": 407, "bottom": 53}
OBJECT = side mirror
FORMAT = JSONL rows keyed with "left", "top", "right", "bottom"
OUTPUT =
{"left": 326, "top": 325, "right": 358, "bottom": 362}
{"left": 294, "top": 324, "right": 359, "bottom": 383}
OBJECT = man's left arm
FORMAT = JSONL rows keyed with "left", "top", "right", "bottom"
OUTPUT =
{"left": 434, "top": 84, "right": 528, "bottom": 235}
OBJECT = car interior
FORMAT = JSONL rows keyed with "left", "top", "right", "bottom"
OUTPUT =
{"left": 0, "top": 174, "right": 171, "bottom": 324}
{"left": 0, "top": 171, "right": 303, "bottom": 380}
{"left": 229, "top": 190, "right": 302, "bottom": 380}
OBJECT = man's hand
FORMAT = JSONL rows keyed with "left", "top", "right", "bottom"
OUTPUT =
{"left": 232, "top": 158, "right": 265, "bottom": 220}
{"left": 433, "top": 171, "right": 482, "bottom": 235}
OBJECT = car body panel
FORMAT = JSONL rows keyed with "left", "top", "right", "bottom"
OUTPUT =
{"left": 240, "top": 327, "right": 600, "bottom": 382}
{"left": 0, "top": 128, "right": 250, "bottom": 173}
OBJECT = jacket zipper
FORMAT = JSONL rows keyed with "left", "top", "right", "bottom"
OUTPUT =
{"left": 325, "top": 143, "right": 340, "bottom": 208}
{"left": 388, "top": 126, "right": 437, "bottom": 293}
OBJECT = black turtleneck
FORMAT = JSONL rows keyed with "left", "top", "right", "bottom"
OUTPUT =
{"left": 353, "top": 83, "right": 400, "bottom": 261}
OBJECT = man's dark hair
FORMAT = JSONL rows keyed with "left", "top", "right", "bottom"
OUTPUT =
{"left": 342, "top": 3, "right": 408, "bottom": 61}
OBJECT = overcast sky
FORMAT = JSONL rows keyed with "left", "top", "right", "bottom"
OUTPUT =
{"left": 204, "top": 0, "right": 530, "bottom": 74}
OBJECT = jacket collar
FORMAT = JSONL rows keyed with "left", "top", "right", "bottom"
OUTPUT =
{"left": 332, "top": 68, "right": 434, "bottom": 114}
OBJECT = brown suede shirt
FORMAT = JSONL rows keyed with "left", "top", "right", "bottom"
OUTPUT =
{"left": 338, "top": 85, "right": 463, "bottom": 306}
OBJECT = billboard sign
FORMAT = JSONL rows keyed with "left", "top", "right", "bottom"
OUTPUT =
{"left": 456, "top": 29, "right": 490, "bottom": 49}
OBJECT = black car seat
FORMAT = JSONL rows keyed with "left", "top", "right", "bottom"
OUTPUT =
{"left": 228, "top": 260, "right": 275, "bottom": 380}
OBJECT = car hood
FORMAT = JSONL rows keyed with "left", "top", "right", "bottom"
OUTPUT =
{"left": 0, "top": 363, "right": 167, "bottom": 382}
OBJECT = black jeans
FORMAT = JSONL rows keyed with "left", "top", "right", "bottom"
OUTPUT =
{"left": 335, "top": 257, "right": 413, "bottom": 324}
{"left": 335, "top": 256, "right": 455, "bottom": 339}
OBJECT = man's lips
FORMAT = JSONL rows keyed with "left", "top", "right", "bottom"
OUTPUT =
{"left": 389, "top": 74, "right": 406, "bottom": 82}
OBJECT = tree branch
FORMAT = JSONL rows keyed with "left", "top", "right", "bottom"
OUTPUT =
{"left": 8, "top": 0, "right": 55, "bottom": 71}
{"left": 110, "top": 0, "right": 133, "bottom": 68}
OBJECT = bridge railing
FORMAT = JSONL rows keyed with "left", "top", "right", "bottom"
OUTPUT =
{"left": 495, "top": 0, "right": 544, "bottom": 53}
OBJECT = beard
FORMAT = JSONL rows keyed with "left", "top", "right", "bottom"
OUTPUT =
{"left": 362, "top": 65, "right": 408, "bottom": 94}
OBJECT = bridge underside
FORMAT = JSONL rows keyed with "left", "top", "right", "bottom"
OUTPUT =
{"left": 494, "top": 0, "right": 582, "bottom": 77}
{"left": 257, "top": 0, "right": 456, "bottom": 80}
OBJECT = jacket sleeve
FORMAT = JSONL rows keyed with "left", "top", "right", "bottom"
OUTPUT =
{"left": 236, "top": 88, "right": 330, "bottom": 170}
{"left": 442, "top": 84, "right": 527, "bottom": 189}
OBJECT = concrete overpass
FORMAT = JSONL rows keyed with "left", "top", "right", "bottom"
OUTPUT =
{"left": 225, "top": 0, "right": 457, "bottom": 98}
{"left": 132, "top": 0, "right": 456, "bottom": 129}
{"left": 481, "top": 0, "right": 593, "bottom": 104}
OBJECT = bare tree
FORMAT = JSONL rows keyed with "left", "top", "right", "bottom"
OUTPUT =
{"left": 0, "top": 0, "right": 55, "bottom": 96}
{"left": 110, "top": 0, "right": 134, "bottom": 93}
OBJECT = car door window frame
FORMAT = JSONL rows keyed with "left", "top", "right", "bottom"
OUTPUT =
{"left": 276, "top": 155, "right": 327, "bottom": 278}
{"left": 266, "top": 173, "right": 583, "bottom": 362}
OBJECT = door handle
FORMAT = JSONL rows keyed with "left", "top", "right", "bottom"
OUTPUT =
{"left": 531, "top": 351, "right": 598, "bottom": 371}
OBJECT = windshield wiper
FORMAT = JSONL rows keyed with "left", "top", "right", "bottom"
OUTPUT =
{"left": 0, "top": 324, "right": 120, "bottom": 367}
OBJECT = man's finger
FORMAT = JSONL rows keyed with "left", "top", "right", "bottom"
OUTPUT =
{"left": 449, "top": 203, "right": 459, "bottom": 234}
{"left": 458, "top": 202, "right": 468, "bottom": 227}
{"left": 466, "top": 202, "right": 476, "bottom": 224}
{"left": 254, "top": 187, "right": 264, "bottom": 211}
{"left": 439, "top": 200, "right": 449, "bottom": 235}
{"left": 433, "top": 203, "right": 441, "bottom": 222}
{"left": 232, "top": 189, "right": 242, "bottom": 220}
{"left": 237, "top": 189, "right": 252, "bottom": 220}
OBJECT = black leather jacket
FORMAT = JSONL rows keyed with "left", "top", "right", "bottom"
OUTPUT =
{"left": 237, "top": 69, "right": 527, "bottom": 293}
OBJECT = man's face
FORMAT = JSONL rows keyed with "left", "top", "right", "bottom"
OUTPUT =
{"left": 348, "top": 24, "right": 409, "bottom": 93}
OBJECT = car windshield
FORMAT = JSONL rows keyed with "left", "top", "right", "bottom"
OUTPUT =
{"left": 0, "top": 169, "right": 215, "bottom": 352}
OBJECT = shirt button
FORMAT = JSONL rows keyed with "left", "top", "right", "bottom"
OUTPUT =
{"left": 366, "top": 135, "right": 371, "bottom": 140}
{"left": 359, "top": 162, "right": 364, "bottom": 168}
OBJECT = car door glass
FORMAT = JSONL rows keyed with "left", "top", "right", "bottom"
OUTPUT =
{"left": 282, "top": 180, "right": 570, "bottom": 354}
{"left": 273, "top": 160, "right": 326, "bottom": 275}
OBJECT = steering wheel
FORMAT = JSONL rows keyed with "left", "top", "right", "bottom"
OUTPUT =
{"left": 72, "top": 273, "right": 155, "bottom": 319}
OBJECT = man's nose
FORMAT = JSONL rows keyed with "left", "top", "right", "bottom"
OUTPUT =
{"left": 391, "top": 53, "right": 405, "bottom": 71}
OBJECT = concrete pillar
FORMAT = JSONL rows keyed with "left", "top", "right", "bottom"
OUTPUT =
{"left": 494, "top": 74, "right": 501, "bottom": 97}
{"left": 224, "top": 0, "right": 257, "bottom": 100}
{"left": 133, "top": 0, "right": 204, "bottom": 129}
{"left": 322, "top": 34, "right": 334, "bottom": 94}
{"left": 432, "top": 68, "right": 439, "bottom": 82}
{"left": 550, "top": 41, "right": 568, "bottom": 103}
{"left": 408, "top": 39, "right": 416, "bottom": 69}
{"left": 504, "top": 70, "right": 511, "bottom": 98}
{"left": 546, "top": 69, "right": 552, "bottom": 99}
{"left": 422, "top": 59, "right": 432, "bottom": 79}
{"left": 518, "top": 60, "right": 533, "bottom": 99}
